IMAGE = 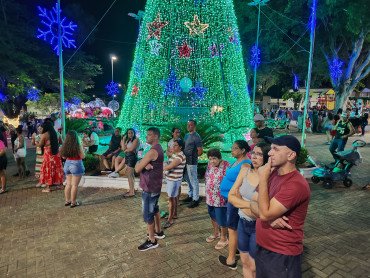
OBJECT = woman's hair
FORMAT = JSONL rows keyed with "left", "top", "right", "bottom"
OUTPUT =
{"left": 60, "top": 130, "right": 81, "bottom": 158}
{"left": 171, "top": 127, "right": 180, "bottom": 138}
{"left": 251, "top": 127, "right": 259, "bottom": 134}
{"left": 83, "top": 129, "right": 91, "bottom": 136}
{"left": 328, "top": 112, "right": 334, "bottom": 121}
{"left": 207, "top": 148, "right": 222, "bottom": 159}
{"left": 337, "top": 108, "right": 343, "bottom": 115}
{"left": 42, "top": 121, "right": 59, "bottom": 155}
{"left": 174, "top": 138, "right": 185, "bottom": 150}
{"left": 334, "top": 114, "right": 340, "bottom": 121}
{"left": 0, "top": 130, "right": 5, "bottom": 144}
{"left": 234, "top": 140, "right": 251, "bottom": 155}
{"left": 16, "top": 125, "right": 23, "bottom": 134}
{"left": 124, "top": 128, "right": 136, "bottom": 143}
{"left": 253, "top": 142, "right": 271, "bottom": 166}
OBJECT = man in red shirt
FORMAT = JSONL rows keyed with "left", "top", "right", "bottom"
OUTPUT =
{"left": 250, "top": 135, "right": 310, "bottom": 277}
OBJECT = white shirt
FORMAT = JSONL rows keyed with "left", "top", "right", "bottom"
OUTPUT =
{"left": 54, "top": 118, "right": 61, "bottom": 132}
{"left": 90, "top": 132, "right": 99, "bottom": 146}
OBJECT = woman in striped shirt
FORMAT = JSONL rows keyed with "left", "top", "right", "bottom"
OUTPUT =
{"left": 163, "top": 139, "right": 186, "bottom": 229}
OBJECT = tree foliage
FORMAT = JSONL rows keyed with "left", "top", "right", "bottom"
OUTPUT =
{"left": 0, "top": 1, "right": 102, "bottom": 117}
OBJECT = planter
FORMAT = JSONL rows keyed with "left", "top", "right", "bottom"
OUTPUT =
{"left": 299, "top": 166, "right": 318, "bottom": 179}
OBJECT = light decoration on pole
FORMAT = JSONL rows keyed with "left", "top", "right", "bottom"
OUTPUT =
{"left": 105, "top": 81, "right": 120, "bottom": 96}
{"left": 329, "top": 58, "right": 343, "bottom": 87}
{"left": 248, "top": 0, "right": 269, "bottom": 113}
{"left": 249, "top": 44, "right": 261, "bottom": 68}
{"left": 37, "top": 3, "right": 77, "bottom": 55}
{"left": 71, "top": 97, "right": 81, "bottom": 105}
{"left": 117, "top": 0, "right": 254, "bottom": 137}
{"left": 293, "top": 74, "right": 299, "bottom": 91}
{"left": 26, "top": 88, "right": 40, "bottom": 102}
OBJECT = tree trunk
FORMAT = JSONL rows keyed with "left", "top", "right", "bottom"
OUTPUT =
{"left": 335, "top": 85, "right": 351, "bottom": 111}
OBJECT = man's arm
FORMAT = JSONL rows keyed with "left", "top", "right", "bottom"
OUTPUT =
{"left": 228, "top": 166, "right": 250, "bottom": 209}
{"left": 163, "top": 156, "right": 182, "bottom": 171}
{"left": 135, "top": 149, "right": 157, "bottom": 173}
{"left": 257, "top": 158, "right": 288, "bottom": 222}
{"left": 346, "top": 122, "right": 355, "bottom": 138}
{"left": 197, "top": 146, "right": 203, "bottom": 156}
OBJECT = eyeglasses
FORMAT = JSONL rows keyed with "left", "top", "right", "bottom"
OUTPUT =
{"left": 251, "top": 152, "right": 263, "bottom": 157}
{"left": 231, "top": 147, "right": 240, "bottom": 150}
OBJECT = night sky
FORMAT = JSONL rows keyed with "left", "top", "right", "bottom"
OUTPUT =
{"left": 26, "top": 0, "right": 148, "bottom": 98}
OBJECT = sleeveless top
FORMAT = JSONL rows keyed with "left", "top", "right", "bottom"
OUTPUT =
{"left": 126, "top": 139, "right": 139, "bottom": 153}
{"left": 139, "top": 144, "right": 164, "bottom": 193}
{"left": 238, "top": 168, "right": 257, "bottom": 221}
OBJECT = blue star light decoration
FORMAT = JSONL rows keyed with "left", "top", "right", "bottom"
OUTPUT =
{"left": 149, "top": 100, "right": 157, "bottom": 110}
{"left": 229, "top": 83, "right": 238, "bottom": 98}
{"left": 293, "top": 74, "right": 299, "bottom": 91}
{"left": 64, "top": 101, "right": 72, "bottom": 110}
{"left": 0, "top": 92, "right": 7, "bottom": 102}
{"left": 134, "top": 57, "right": 145, "bottom": 79}
{"left": 71, "top": 97, "right": 81, "bottom": 105}
{"left": 250, "top": 44, "right": 261, "bottom": 68}
{"left": 105, "top": 81, "right": 120, "bottom": 96}
{"left": 160, "top": 70, "right": 181, "bottom": 98}
{"left": 37, "top": 3, "right": 77, "bottom": 55}
{"left": 195, "top": 0, "right": 207, "bottom": 5}
{"left": 27, "top": 88, "right": 40, "bottom": 102}
{"left": 329, "top": 58, "right": 343, "bottom": 86}
{"left": 190, "top": 81, "right": 208, "bottom": 101}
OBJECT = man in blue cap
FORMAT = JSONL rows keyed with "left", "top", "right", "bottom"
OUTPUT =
{"left": 250, "top": 135, "right": 310, "bottom": 278}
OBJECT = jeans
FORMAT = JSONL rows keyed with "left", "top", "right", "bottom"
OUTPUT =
{"left": 238, "top": 218, "right": 257, "bottom": 258}
{"left": 64, "top": 160, "right": 85, "bottom": 176}
{"left": 329, "top": 138, "right": 344, "bottom": 160}
{"left": 184, "top": 164, "right": 199, "bottom": 201}
{"left": 141, "top": 190, "right": 160, "bottom": 223}
{"left": 361, "top": 123, "right": 367, "bottom": 136}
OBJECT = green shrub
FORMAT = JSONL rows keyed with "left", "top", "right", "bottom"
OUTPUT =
{"left": 65, "top": 118, "right": 89, "bottom": 133}
{"left": 296, "top": 147, "right": 308, "bottom": 166}
{"left": 83, "top": 154, "right": 99, "bottom": 172}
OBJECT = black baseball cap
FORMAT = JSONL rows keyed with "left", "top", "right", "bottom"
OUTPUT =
{"left": 266, "top": 135, "right": 301, "bottom": 157}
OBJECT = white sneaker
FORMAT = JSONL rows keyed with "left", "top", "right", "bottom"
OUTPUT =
{"left": 36, "top": 183, "right": 42, "bottom": 188}
{"left": 110, "top": 172, "right": 119, "bottom": 178}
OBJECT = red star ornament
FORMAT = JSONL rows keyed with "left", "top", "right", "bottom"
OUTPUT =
{"left": 177, "top": 41, "right": 194, "bottom": 58}
{"left": 146, "top": 12, "right": 169, "bottom": 41}
{"left": 131, "top": 84, "right": 139, "bottom": 96}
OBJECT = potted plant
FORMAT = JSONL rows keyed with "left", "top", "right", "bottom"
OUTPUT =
{"left": 296, "top": 147, "right": 318, "bottom": 178}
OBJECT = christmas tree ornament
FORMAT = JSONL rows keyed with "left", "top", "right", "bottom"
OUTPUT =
{"left": 180, "top": 77, "right": 193, "bottom": 92}
{"left": 177, "top": 41, "right": 194, "bottom": 58}
{"left": 146, "top": 12, "right": 169, "bottom": 41}
{"left": 190, "top": 81, "right": 208, "bottom": 101}
{"left": 160, "top": 70, "right": 182, "bottom": 98}
{"left": 149, "top": 39, "right": 163, "bottom": 56}
{"left": 131, "top": 84, "right": 140, "bottom": 96}
{"left": 184, "top": 15, "right": 209, "bottom": 37}
{"left": 208, "top": 43, "right": 224, "bottom": 58}
{"left": 105, "top": 81, "right": 120, "bottom": 96}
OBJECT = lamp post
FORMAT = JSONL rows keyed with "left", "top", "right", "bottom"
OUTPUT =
{"left": 128, "top": 10, "right": 145, "bottom": 32}
{"left": 111, "top": 55, "right": 117, "bottom": 100}
{"left": 248, "top": 0, "right": 269, "bottom": 114}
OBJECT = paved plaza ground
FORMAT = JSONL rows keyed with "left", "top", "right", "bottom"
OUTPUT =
{"left": 0, "top": 129, "right": 369, "bottom": 277}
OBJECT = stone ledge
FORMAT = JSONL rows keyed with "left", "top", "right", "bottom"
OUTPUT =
{"left": 79, "top": 176, "right": 206, "bottom": 196}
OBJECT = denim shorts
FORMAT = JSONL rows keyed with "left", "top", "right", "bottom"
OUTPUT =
{"left": 142, "top": 190, "right": 160, "bottom": 223}
{"left": 208, "top": 205, "right": 227, "bottom": 227}
{"left": 238, "top": 218, "right": 257, "bottom": 258}
{"left": 226, "top": 200, "right": 240, "bottom": 230}
{"left": 166, "top": 180, "right": 181, "bottom": 197}
{"left": 64, "top": 160, "right": 85, "bottom": 176}
{"left": 255, "top": 244, "right": 302, "bottom": 278}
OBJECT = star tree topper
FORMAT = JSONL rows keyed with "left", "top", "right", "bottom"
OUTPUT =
{"left": 177, "top": 41, "right": 194, "bottom": 58}
{"left": 185, "top": 15, "right": 209, "bottom": 38}
{"left": 146, "top": 12, "right": 169, "bottom": 41}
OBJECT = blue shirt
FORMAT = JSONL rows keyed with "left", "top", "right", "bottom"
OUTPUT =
{"left": 220, "top": 159, "right": 251, "bottom": 198}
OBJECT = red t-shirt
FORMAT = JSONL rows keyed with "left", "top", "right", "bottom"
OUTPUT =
{"left": 256, "top": 169, "right": 310, "bottom": 256}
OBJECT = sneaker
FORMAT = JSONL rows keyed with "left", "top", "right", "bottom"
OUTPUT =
{"left": 138, "top": 239, "right": 158, "bottom": 252}
{"left": 147, "top": 231, "right": 165, "bottom": 239}
{"left": 188, "top": 200, "right": 199, "bottom": 208}
{"left": 109, "top": 172, "right": 119, "bottom": 178}
{"left": 218, "top": 255, "right": 237, "bottom": 270}
{"left": 36, "top": 183, "right": 42, "bottom": 188}
{"left": 180, "top": 196, "right": 193, "bottom": 203}
{"left": 101, "top": 168, "right": 112, "bottom": 174}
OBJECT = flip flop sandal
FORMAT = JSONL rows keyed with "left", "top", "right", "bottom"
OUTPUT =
{"left": 215, "top": 240, "right": 229, "bottom": 250}
{"left": 65, "top": 202, "right": 71, "bottom": 206}
{"left": 123, "top": 192, "right": 135, "bottom": 198}
{"left": 70, "top": 202, "right": 81, "bottom": 208}
{"left": 0, "top": 189, "right": 7, "bottom": 194}
{"left": 42, "top": 189, "right": 51, "bottom": 193}
{"left": 206, "top": 234, "right": 220, "bottom": 243}
{"left": 163, "top": 222, "right": 173, "bottom": 229}
{"left": 165, "top": 215, "right": 178, "bottom": 219}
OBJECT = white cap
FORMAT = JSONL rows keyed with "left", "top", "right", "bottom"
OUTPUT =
{"left": 253, "top": 114, "right": 265, "bottom": 121}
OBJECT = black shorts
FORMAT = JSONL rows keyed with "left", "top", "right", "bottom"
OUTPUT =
{"left": 255, "top": 244, "right": 302, "bottom": 278}
{"left": 125, "top": 152, "right": 137, "bottom": 168}
{"left": 88, "top": 145, "right": 98, "bottom": 153}
{"left": 0, "top": 155, "right": 7, "bottom": 170}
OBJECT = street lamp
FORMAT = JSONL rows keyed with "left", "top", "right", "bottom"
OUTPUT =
{"left": 248, "top": 0, "right": 269, "bottom": 114}
{"left": 110, "top": 55, "right": 117, "bottom": 101}
{"left": 128, "top": 10, "right": 145, "bottom": 31}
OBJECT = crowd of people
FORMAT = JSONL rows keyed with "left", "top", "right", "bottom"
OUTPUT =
{"left": 1, "top": 105, "right": 368, "bottom": 276}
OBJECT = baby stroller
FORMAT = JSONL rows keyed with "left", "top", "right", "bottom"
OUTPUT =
{"left": 311, "top": 139, "right": 366, "bottom": 189}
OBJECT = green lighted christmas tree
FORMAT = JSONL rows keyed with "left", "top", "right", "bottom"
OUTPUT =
{"left": 118, "top": 0, "right": 253, "bottom": 134}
